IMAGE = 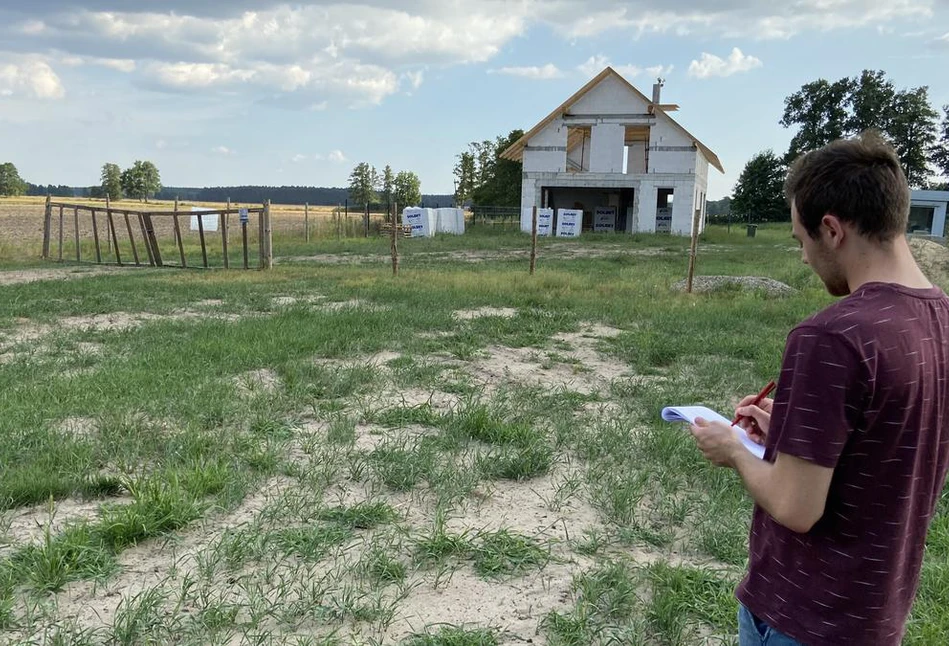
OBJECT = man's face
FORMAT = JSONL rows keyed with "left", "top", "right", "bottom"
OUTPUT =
{"left": 791, "top": 203, "right": 850, "bottom": 297}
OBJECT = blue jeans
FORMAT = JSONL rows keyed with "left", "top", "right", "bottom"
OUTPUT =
{"left": 738, "top": 604, "right": 806, "bottom": 646}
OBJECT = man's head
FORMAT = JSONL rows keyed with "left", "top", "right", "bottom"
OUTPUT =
{"left": 785, "top": 132, "right": 910, "bottom": 296}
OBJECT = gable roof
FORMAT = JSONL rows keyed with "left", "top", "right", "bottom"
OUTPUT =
{"left": 499, "top": 67, "right": 724, "bottom": 174}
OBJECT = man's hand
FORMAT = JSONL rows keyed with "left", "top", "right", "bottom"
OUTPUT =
{"left": 690, "top": 418, "right": 744, "bottom": 468}
{"left": 734, "top": 395, "right": 774, "bottom": 446}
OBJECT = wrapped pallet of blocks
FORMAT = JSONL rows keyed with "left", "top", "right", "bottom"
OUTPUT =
{"left": 402, "top": 207, "right": 435, "bottom": 237}
{"left": 434, "top": 208, "right": 466, "bottom": 234}
{"left": 520, "top": 207, "right": 553, "bottom": 236}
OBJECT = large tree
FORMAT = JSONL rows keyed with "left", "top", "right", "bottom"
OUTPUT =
{"left": 393, "top": 170, "right": 422, "bottom": 207}
{"left": 780, "top": 78, "right": 854, "bottom": 162}
{"left": 121, "top": 160, "right": 161, "bottom": 202}
{"left": 931, "top": 105, "right": 949, "bottom": 183}
{"left": 100, "top": 163, "right": 123, "bottom": 201}
{"left": 381, "top": 165, "right": 394, "bottom": 205}
{"left": 464, "top": 129, "right": 523, "bottom": 207}
{"left": 0, "top": 162, "right": 27, "bottom": 197}
{"left": 780, "top": 70, "right": 941, "bottom": 186}
{"left": 348, "top": 162, "right": 378, "bottom": 207}
{"left": 731, "top": 150, "right": 788, "bottom": 223}
{"left": 453, "top": 151, "right": 475, "bottom": 206}
{"left": 887, "top": 87, "right": 939, "bottom": 187}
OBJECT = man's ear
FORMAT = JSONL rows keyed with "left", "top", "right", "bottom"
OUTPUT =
{"left": 820, "top": 214, "right": 847, "bottom": 248}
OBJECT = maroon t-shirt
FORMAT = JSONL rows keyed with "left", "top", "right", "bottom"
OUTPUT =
{"left": 736, "top": 282, "right": 949, "bottom": 645}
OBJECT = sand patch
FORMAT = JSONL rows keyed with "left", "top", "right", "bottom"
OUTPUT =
{"left": 0, "top": 266, "right": 144, "bottom": 287}
{"left": 909, "top": 237, "right": 949, "bottom": 288}
{"left": 271, "top": 294, "right": 325, "bottom": 307}
{"left": 235, "top": 368, "right": 282, "bottom": 397}
{"left": 453, "top": 307, "right": 518, "bottom": 321}
{"left": 56, "top": 416, "right": 97, "bottom": 439}
{"left": 1, "top": 497, "right": 129, "bottom": 557}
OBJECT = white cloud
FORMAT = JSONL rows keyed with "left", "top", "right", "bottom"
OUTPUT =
{"left": 491, "top": 64, "right": 563, "bottom": 79}
{"left": 577, "top": 56, "right": 667, "bottom": 81}
{"left": 403, "top": 70, "right": 425, "bottom": 89}
{"left": 212, "top": 145, "right": 235, "bottom": 155}
{"left": 0, "top": 58, "right": 65, "bottom": 99}
{"left": 688, "top": 47, "right": 762, "bottom": 78}
{"left": 0, "top": 1, "right": 933, "bottom": 108}
{"left": 291, "top": 154, "right": 308, "bottom": 162}
{"left": 578, "top": 55, "right": 611, "bottom": 77}
{"left": 20, "top": 20, "right": 45, "bottom": 35}
{"left": 328, "top": 150, "right": 347, "bottom": 163}
{"left": 645, "top": 64, "right": 675, "bottom": 78}
{"left": 932, "top": 32, "right": 949, "bottom": 48}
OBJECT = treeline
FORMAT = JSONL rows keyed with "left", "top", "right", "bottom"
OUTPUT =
{"left": 22, "top": 183, "right": 452, "bottom": 206}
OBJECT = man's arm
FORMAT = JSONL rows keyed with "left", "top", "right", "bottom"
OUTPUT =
{"left": 731, "top": 447, "right": 834, "bottom": 533}
{"left": 690, "top": 419, "right": 835, "bottom": 533}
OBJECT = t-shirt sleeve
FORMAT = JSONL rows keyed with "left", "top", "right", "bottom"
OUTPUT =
{"left": 768, "top": 326, "right": 867, "bottom": 468}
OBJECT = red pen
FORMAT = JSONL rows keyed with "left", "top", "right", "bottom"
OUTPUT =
{"left": 731, "top": 379, "right": 777, "bottom": 426}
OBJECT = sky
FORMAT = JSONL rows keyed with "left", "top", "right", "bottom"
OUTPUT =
{"left": 0, "top": 1, "right": 947, "bottom": 199}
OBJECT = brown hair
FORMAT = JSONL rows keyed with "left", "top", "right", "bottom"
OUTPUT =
{"left": 784, "top": 131, "right": 909, "bottom": 241}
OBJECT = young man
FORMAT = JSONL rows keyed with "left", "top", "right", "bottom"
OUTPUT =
{"left": 690, "top": 133, "right": 949, "bottom": 646}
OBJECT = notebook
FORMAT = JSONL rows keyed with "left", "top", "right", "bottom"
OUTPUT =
{"left": 661, "top": 405, "right": 766, "bottom": 460}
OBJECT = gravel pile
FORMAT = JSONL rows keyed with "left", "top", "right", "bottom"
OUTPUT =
{"left": 673, "top": 275, "right": 796, "bottom": 296}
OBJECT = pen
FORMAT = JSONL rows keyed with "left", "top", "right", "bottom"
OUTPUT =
{"left": 731, "top": 379, "right": 777, "bottom": 426}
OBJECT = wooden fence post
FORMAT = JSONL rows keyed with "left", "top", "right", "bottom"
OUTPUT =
{"left": 686, "top": 207, "right": 702, "bottom": 294}
{"left": 138, "top": 214, "right": 155, "bottom": 266}
{"left": 529, "top": 206, "right": 538, "bottom": 276}
{"left": 105, "top": 196, "right": 113, "bottom": 255}
{"left": 73, "top": 206, "right": 81, "bottom": 262}
{"left": 242, "top": 208, "right": 249, "bottom": 270}
{"left": 305, "top": 202, "right": 310, "bottom": 243}
{"left": 263, "top": 200, "right": 273, "bottom": 270}
{"left": 222, "top": 198, "right": 230, "bottom": 269}
{"left": 197, "top": 206, "right": 209, "bottom": 268}
{"left": 91, "top": 209, "right": 102, "bottom": 263}
{"left": 108, "top": 210, "right": 122, "bottom": 266}
{"left": 141, "top": 212, "right": 162, "bottom": 266}
{"left": 58, "top": 205, "right": 64, "bottom": 262}
{"left": 173, "top": 198, "right": 186, "bottom": 267}
{"left": 42, "top": 195, "right": 52, "bottom": 259}
{"left": 124, "top": 212, "right": 140, "bottom": 265}
{"left": 391, "top": 202, "right": 399, "bottom": 276}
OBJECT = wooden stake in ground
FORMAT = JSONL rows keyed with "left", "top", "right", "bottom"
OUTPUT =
{"left": 222, "top": 198, "right": 230, "bottom": 269}
{"left": 391, "top": 202, "right": 399, "bottom": 276}
{"left": 686, "top": 207, "right": 703, "bottom": 294}
{"left": 42, "top": 195, "right": 52, "bottom": 259}
{"left": 305, "top": 202, "right": 310, "bottom": 243}
{"left": 173, "top": 198, "right": 187, "bottom": 267}
{"left": 529, "top": 205, "right": 539, "bottom": 275}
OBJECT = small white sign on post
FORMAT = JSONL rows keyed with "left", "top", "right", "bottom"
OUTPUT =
{"left": 239, "top": 208, "right": 249, "bottom": 225}
{"left": 594, "top": 207, "right": 616, "bottom": 233}
{"left": 556, "top": 209, "right": 582, "bottom": 238}
{"left": 190, "top": 207, "right": 219, "bottom": 232}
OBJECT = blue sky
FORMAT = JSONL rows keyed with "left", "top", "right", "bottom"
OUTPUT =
{"left": 0, "top": 1, "right": 947, "bottom": 199}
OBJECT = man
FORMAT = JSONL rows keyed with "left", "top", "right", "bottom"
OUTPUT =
{"left": 690, "top": 132, "right": 949, "bottom": 646}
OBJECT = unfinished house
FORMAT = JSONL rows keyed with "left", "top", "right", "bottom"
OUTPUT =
{"left": 501, "top": 67, "right": 724, "bottom": 235}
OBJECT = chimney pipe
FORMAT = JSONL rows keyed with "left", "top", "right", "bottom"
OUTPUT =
{"left": 652, "top": 78, "right": 664, "bottom": 105}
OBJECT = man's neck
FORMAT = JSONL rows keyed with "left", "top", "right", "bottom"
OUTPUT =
{"left": 846, "top": 235, "right": 932, "bottom": 292}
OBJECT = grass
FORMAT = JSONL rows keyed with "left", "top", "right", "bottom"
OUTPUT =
{"left": 0, "top": 225, "right": 946, "bottom": 643}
